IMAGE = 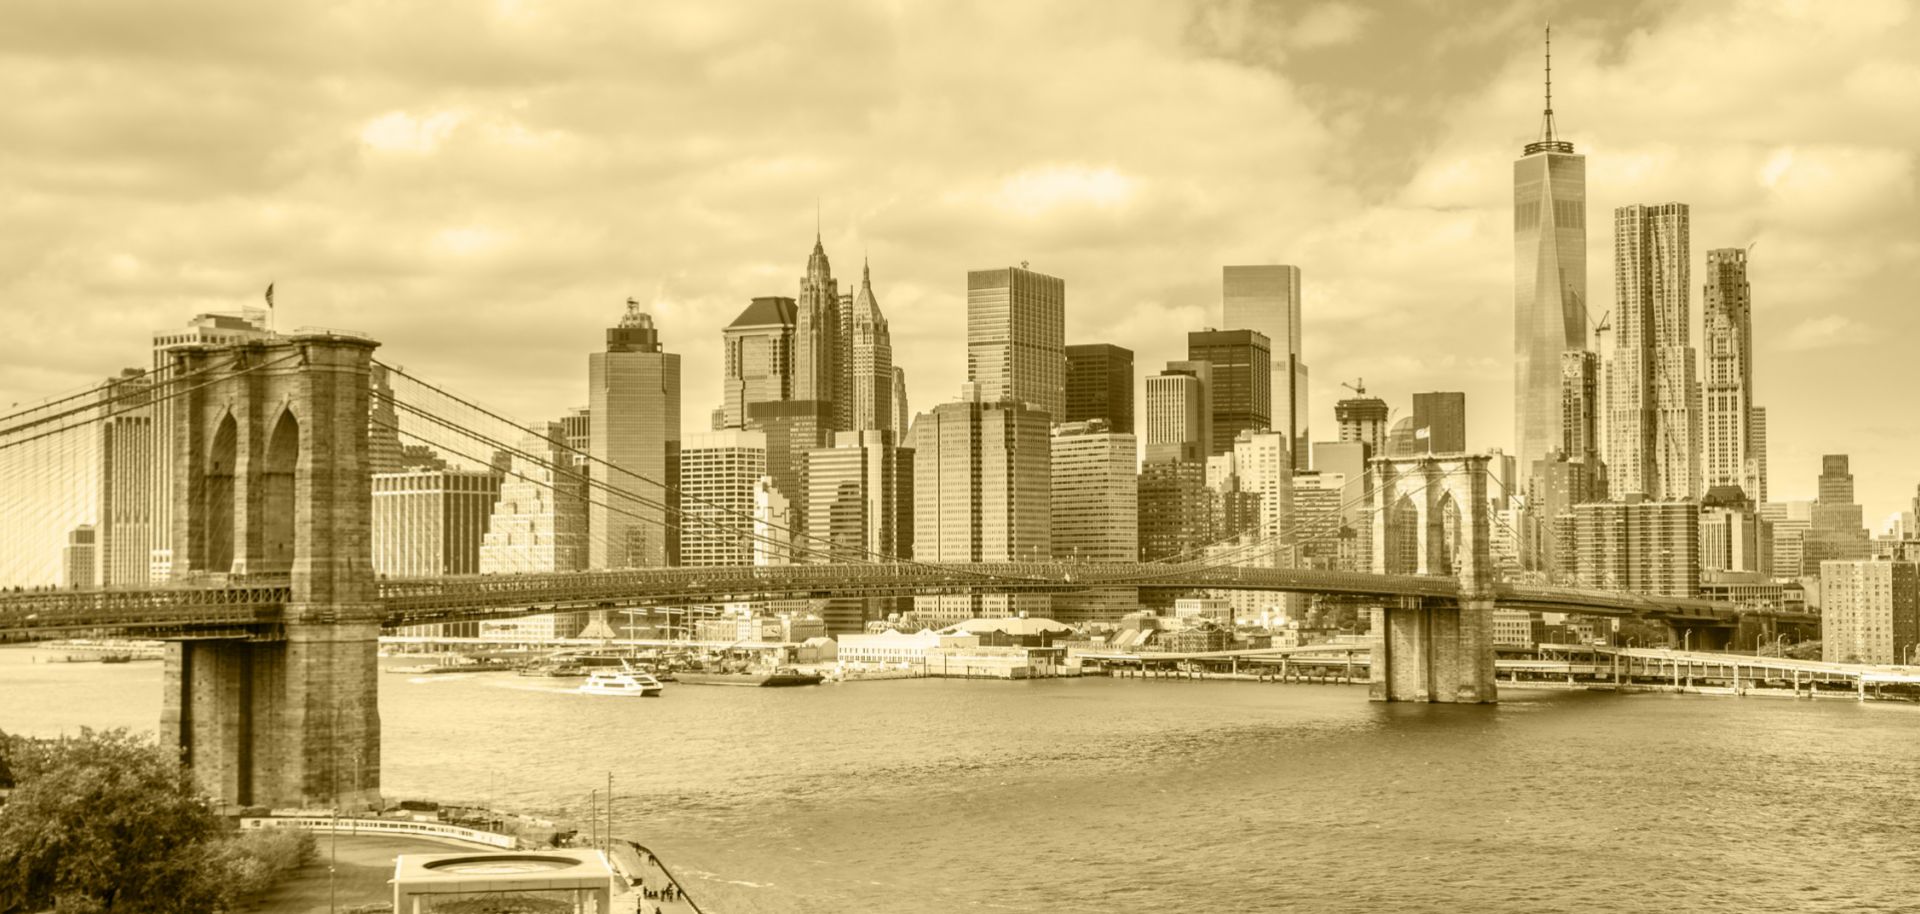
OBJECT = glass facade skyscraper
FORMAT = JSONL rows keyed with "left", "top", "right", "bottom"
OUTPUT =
{"left": 967, "top": 266, "right": 1065, "bottom": 421}
{"left": 1222, "top": 265, "right": 1306, "bottom": 463}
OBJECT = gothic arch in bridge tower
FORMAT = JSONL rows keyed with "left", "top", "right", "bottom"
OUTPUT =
{"left": 1367, "top": 454, "right": 1497, "bottom": 704}
{"left": 204, "top": 413, "right": 238, "bottom": 575}
{"left": 256, "top": 408, "right": 299, "bottom": 576}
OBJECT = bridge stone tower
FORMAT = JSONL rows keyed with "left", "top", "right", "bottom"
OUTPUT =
{"left": 159, "top": 334, "right": 382, "bottom": 810}
{"left": 1368, "top": 454, "right": 1498, "bottom": 703}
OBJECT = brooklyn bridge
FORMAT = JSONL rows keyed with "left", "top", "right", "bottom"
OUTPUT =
{"left": 0, "top": 332, "right": 1810, "bottom": 809}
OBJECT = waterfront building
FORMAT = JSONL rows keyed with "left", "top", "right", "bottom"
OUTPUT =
{"left": 1512, "top": 33, "right": 1588, "bottom": 495}
{"left": 1187, "top": 329, "right": 1271, "bottom": 455}
{"left": 908, "top": 396, "right": 1051, "bottom": 622}
{"left": 480, "top": 422, "right": 588, "bottom": 575}
{"left": 588, "top": 299, "right": 680, "bottom": 569}
{"left": 1493, "top": 609, "right": 1536, "bottom": 647}
{"left": 679, "top": 430, "right": 769, "bottom": 568}
{"left": 805, "top": 429, "right": 914, "bottom": 633}
{"left": 372, "top": 469, "right": 503, "bottom": 578}
{"left": 795, "top": 235, "right": 843, "bottom": 427}
{"left": 1411, "top": 392, "right": 1467, "bottom": 454}
{"left": 1223, "top": 265, "right": 1307, "bottom": 460}
{"left": 1334, "top": 393, "right": 1389, "bottom": 458}
{"left": 1609, "top": 202, "right": 1700, "bottom": 501}
{"left": 1700, "top": 571, "right": 1786, "bottom": 609}
{"left": 1820, "top": 560, "right": 1919, "bottom": 664}
{"left": 1145, "top": 361, "right": 1211, "bottom": 464}
{"left": 63, "top": 525, "right": 97, "bottom": 589}
{"left": 94, "top": 368, "right": 153, "bottom": 587}
{"left": 1702, "top": 247, "right": 1767, "bottom": 503}
{"left": 1065, "top": 343, "right": 1135, "bottom": 433}
{"left": 967, "top": 265, "right": 1066, "bottom": 421}
{"left": 1573, "top": 499, "right": 1699, "bottom": 598}
{"left": 1806, "top": 454, "right": 1871, "bottom": 574}
{"left": 148, "top": 309, "right": 276, "bottom": 581}
{"left": 720, "top": 296, "right": 796, "bottom": 430}
{"left": 1050, "top": 420, "right": 1139, "bottom": 623}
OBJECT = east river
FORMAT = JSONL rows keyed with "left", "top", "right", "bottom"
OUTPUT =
{"left": 4, "top": 647, "right": 1917, "bottom": 913}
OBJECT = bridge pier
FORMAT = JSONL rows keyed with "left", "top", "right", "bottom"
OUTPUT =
{"left": 1367, "top": 455, "right": 1498, "bottom": 703}
{"left": 162, "top": 334, "right": 383, "bottom": 810}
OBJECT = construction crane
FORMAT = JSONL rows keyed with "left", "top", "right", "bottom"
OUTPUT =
{"left": 1589, "top": 310, "right": 1611, "bottom": 352}
{"left": 1341, "top": 378, "right": 1368, "bottom": 397}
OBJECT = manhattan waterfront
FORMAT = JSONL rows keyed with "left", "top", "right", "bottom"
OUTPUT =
{"left": 3, "top": 648, "right": 1917, "bottom": 913}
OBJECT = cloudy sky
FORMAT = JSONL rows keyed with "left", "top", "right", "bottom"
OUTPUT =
{"left": 4, "top": 0, "right": 1917, "bottom": 521}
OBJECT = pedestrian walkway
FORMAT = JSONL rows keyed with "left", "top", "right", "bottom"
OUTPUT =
{"left": 607, "top": 839, "right": 701, "bottom": 914}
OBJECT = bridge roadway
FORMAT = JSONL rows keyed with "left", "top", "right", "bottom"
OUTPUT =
{"left": 0, "top": 562, "right": 1810, "bottom": 640}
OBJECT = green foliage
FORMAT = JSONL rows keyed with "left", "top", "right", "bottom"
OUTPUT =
{"left": 0, "top": 728, "right": 13, "bottom": 790}
{"left": 0, "top": 728, "right": 224, "bottom": 914}
{"left": 205, "top": 828, "right": 318, "bottom": 899}
{"left": 1786, "top": 640, "right": 1822, "bottom": 661}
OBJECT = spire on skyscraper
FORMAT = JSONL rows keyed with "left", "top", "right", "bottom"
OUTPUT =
{"left": 1525, "top": 25, "right": 1574, "bottom": 155}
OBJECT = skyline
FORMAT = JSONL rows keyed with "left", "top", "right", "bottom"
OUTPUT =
{"left": 2, "top": 1, "right": 1917, "bottom": 519}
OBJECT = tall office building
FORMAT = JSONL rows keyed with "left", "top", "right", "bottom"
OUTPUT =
{"left": 1050, "top": 420, "right": 1138, "bottom": 624}
{"left": 1065, "top": 344, "right": 1135, "bottom": 433}
{"left": 909, "top": 397, "right": 1051, "bottom": 622}
{"left": 1187, "top": 329, "right": 1272, "bottom": 456}
{"left": 480, "top": 422, "right": 588, "bottom": 575}
{"left": 372, "top": 469, "right": 503, "bottom": 577}
{"left": 753, "top": 476, "right": 793, "bottom": 567}
{"left": 1702, "top": 247, "right": 1766, "bottom": 503}
{"left": 746, "top": 399, "right": 835, "bottom": 547}
{"left": 805, "top": 430, "right": 914, "bottom": 633}
{"left": 1139, "top": 460, "right": 1213, "bottom": 562}
{"left": 1411, "top": 392, "right": 1467, "bottom": 454}
{"left": 94, "top": 368, "right": 153, "bottom": 587}
{"left": 1700, "top": 490, "right": 1772, "bottom": 577}
{"left": 1223, "top": 265, "right": 1306, "bottom": 461}
{"left": 1761, "top": 500, "right": 1813, "bottom": 581}
{"left": 677, "top": 430, "right": 769, "bottom": 568}
{"left": 1806, "top": 454, "right": 1871, "bottom": 573}
{"left": 1334, "top": 393, "right": 1389, "bottom": 458}
{"left": 1513, "top": 28, "right": 1588, "bottom": 494}
{"left": 720, "top": 296, "right": 795, "bottom": 430}
{"left": 967, "top": 266, "right": 1066, "bottom": 421}
{"left": 1230, "top": 429, "right": 1294, "bottom": 569}
{"left": 1572, "top": 500, "right": 1700, "bottom": 598}
{"left": 1144, "top": 361, "right": 1211, "bottom": 464}
{"left": 148, "top": 310, "right": 276, "bottom": 581}
{"left": 892, "top": 367, "right": 911, "bottom": 441}
{"left": 63, "top": 525, "right": 98, "bottom": 589}
{"left": 1610, "top": 202, "right": 1700, "bottom": 500}
{"left": 561, "top": 407, "right": 591, "bottom": 469}
{"left": 368, "top": 363, "right": 403, "bottom": 475}
{"left": 588, "top": 300, "right": 680, "bottom": 569}
{"left": 1820, "top": 560, "right": 1919, "bottom": 664}
{"left": 795, "top": 235, "right": 842, "bottom": 425}
{"left": 1311, "top": 439, "right": 1373, "bottom": 572}
{"left": 846, "top": 261, "right": 896, "bottom": 433}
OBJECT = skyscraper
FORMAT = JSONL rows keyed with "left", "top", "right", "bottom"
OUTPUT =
{"left": 909, "top": 397, "right": 1051, "bottom": 622}
{"left": 1144, "top": 361, "right": 1211, "bottom": 464}
{"left": 720, "top": 296, "right": 796, "bottom": 430}
{"left": 795, "top": 235, "right": 842, "bottom": 425}
{"left": 891, "top": 367, "right": 911, "bottom": 440}
{"left": 1411, "top": 391, "right": 1467, "bottom": 454}
{"left": 481, "top": 422, "right": 588, "bottom": 575}
{"left": 1820, "top": 560, "right": 1919, "bottom": 664}
{"left": 1223, "top": 265, "right": 1306, "bottom": 461}
{"left": 1702, "top": 247, "right": 1766, "bottom": 503}
{"left": 1806, "top": 454, "right": 1871, "bottom": 573}
{"left": 588, "top": 299, "right": 680, "bottom": 569}
{"left": 678, "top": 430, "right": 769, "bottom": 568}
{"left": 805, "top": 429, "right": 914, "bottom": 633}
{"left": 95, "top": 368, "right": 152, "bottom": 587}
{"left": 1610, "top": 202, "right": 1699, "bottom": 500}
{"left": 846, "top": 260, "right": 895, "bottom": 433}
{"left": 63, "top": 525, "right": 97, "bottom": 589}
{"left": 1513, "top": 28, "right": 1588, "bottom": 493}
{"left": 1333, "top": 392, "right": 1389, "bottom": 459}
{"left": 1065, "top": 343, "right": 1134, "bottom": 433}
{"left": 1187, "top": 329, "right": 1272, "bottom": 455}
{"left": 372, "top": 469, "right": 502, "bottom": 577}
{"left": 1573, "top": 500, "right": 1700, "bottom": 598}
{"left": 967, "top": 265, "right": 1066, "bottom": 421}
{"left": 1050, "top": 420, "right": 1138, "bottom": 623}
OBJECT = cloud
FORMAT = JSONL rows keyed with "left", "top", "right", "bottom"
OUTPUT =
{"left": 1779, "top": 315, "right": 1869, "bottom": 352}
{"left": 1290, "top": 3, "right": 1374, "bottom": 49}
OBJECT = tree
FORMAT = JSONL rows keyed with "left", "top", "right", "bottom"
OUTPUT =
{"left": 0, "top": 728, "right": 226, "bottom": 914}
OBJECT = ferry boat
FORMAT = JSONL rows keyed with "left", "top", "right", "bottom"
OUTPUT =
{"left": 578, "top": 670, "right": 664, "bottom": 697}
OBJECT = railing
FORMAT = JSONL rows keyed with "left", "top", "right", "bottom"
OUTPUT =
{"left": 239, "top": 815, "right": 516, "bottom": 849}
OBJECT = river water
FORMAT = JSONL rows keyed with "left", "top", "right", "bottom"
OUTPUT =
{"left": 3, "top": 647, "right": 1916, "bottom": 913}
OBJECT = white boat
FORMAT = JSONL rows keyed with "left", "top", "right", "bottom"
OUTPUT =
{"left": 578, "top": 670, "right": 663, "bottom": 697}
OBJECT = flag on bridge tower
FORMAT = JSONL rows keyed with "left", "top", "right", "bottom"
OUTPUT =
{"left": 264, "top": 282, "right": 275, "bottom": 309}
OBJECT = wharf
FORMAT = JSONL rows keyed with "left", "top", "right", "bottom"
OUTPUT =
{"left": 608, "top": 839, "right": 702, "bottom": 914}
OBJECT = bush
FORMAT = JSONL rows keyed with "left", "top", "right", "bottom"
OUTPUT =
{"left": 209, "top": 828, "right": 319, "bottom": 898}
